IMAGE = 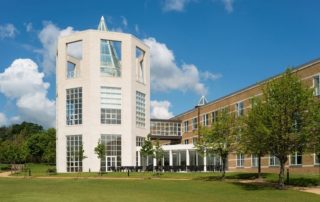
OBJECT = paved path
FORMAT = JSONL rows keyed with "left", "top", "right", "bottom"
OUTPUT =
{"left": 0, "top": 171, "right": 11, "bottom": 177}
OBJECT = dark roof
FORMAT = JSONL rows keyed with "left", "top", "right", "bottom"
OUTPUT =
{"left": 172, "top": 57, "right": 320, "bottom": 119}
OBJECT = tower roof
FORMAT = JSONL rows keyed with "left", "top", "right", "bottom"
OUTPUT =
{"left": 98, "top": 16, "right": 108, "bottom": 31}
{"left": 197, "top": 95, "right": 208, "bottom": 106}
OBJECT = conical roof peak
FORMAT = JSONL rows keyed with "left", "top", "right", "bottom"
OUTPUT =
{"left": 98, "top": 16, "right": 108, "bottom": 31}
{"left": 198, "top": 95, "right": 208, "bottom": 106}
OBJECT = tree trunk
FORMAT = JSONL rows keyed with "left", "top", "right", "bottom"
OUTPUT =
{"left": 278, "top": 160, "right": 286, "bottom": 189}
{"left": 221, "top": 155, "right": 226, "bottom": 179}
{"left": 258, "top": 155, "right": 261, "bottom": 179}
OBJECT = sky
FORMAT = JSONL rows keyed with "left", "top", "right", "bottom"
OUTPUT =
{"left": 1, "top": 0, "right": 320, "bottom": 127}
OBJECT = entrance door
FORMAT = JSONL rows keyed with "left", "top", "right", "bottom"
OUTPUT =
{"left": 106, "top": 156, "right": 117, "bottom": 171}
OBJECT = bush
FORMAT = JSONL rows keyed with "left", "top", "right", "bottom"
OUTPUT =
{"left": 47, "top": 168, "right": 57, "bottom": 175}
{"left": 0, "top": 164, "right": 10, "bottom": 171}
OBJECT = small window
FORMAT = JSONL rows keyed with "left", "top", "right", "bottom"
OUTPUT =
{"left": 269, "top": 155, "right": 280, "bottom": 166}
{"left": 136, "top": 136, "right": 144, "bottom": 146}
{"left": 184, "top": 139, "right": 189, "bottom": 144}
{"left": 183, "top": 121, "right": 189, "bottom": 132}
{"left": 315, "top": 153, "right": 320, "bottom": 165}
{"left": 202, "top": 114, "right": 209, "bottom": 126}
{"left": 212, "top": 111, "right": 218, "bottom": 124}
{"left": 236, "top": 153, "right": 244, "bottom": 167}
{"left": 290, "top": 152, "right": 302, "bottom": 166}
{"left": 192, "top": 118, "right": 198, "bottom": 130}
{"left": 235, "top": 102, "right": 244, "bottom": 117}
{"left": 251, "top": 154, "right": 258, "bottom": 168}
{"left": 192, "top": 137, "right": 197, "bottom": 145}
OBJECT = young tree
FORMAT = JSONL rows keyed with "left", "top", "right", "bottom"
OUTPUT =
{"left": 94, "top": 139, "right": 106, "bottom": 175}
{"left": 140, "top": 136, "right": 154, "bottom": 171}
{"left": 263, "top": 69, "right": 315, "bottom": 188}
{"left": 241, "top": 98, "right": 270, "bottom": 178}
{"left": 154, "top": 139, "right": 164, "bottom": 172}
{"left": 197, "top": 109, "right": 237, "bottom": 179}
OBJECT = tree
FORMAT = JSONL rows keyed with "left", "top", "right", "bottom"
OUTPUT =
{"left": 140, "top": 135, "right": 154, "bottom": 171}
{"left": 197, "top": 109, "right": 237, "bottom": 179}
{"left": 241, "top": 98, "right": 270, "bottom": 178}
{"left": 94, "top": 139, "right": 105, "bottom": 175}
{"left": 154, "top": 139, "right": 164, "bottom": 172}
{"left": 42, "top": 128, "right": 56, "bottom": 164}
{"left": 263, "top": 69, "right": 316, "bottom": 188}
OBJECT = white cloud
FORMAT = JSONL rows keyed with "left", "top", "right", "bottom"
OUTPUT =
{"left": 121, "top": 16, "right": 128, "bottom": 27}
{"left": 134, "top": 24, "right": 140, "bottom": 34}
{"left": 0, "top": 113, "right": 8, "bottom": 126}
{"left": 163, "top": 0, "right": 191, "bottom": 12}
{"left": 0, "top": 59, "right": 55, "bottom": 128}
{"left": 37, "top": 22, "right": 77, "bottom": 74}
{"left": 201, "top": 71, "right": 222, "bottom": 81}
{"left": 144, "top": 37, "right": 221, "bottom": 95}
{"left": 25, "top": 22, "right": 33, "bottom": 32}
{"left": 222, "top": 0, "right": 234, "bottom": 13}
{"left": 151, "top": 100, "right": 174, "bottom": 119}
{"left": 0, "top": 23, "right": 18, "bottom": 39}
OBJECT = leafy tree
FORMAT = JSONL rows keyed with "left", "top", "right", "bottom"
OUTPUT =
{"left": 42, "top": 128, "right": 56, "bottom": 164}
{"left": 140, "top": 135, "right": 154, "bottom": 171}
{"left": 154, "top": 139, "right": 164, "bottom": 172}
{"left": 263, "top": 69, "right": 316, "bottom": 188}
{"left": 241, "top": 98, "right": 270, "bottom": 178}
{"left": 94, "top": 139, "right": 106, "bottom": 175}
{"left": 197, "top": 109, "right": 237, "bottom": 179}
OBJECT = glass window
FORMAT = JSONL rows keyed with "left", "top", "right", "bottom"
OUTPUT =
{"left": 202, "top": 114, "right": 209, "bottom": 126}
{"left": 150, "top": 121, "right": 181, "bottom": 136}
{"left": 314, "top": 75, "right": 320, "bottom": 96}
{"left": 236, "top": 102, "right": 244, "bottom": 117}
{"left": 192, "top": 137, "right": 197, "bottom": 145}
{"left": 66, "top": 87, "right": 82, "bottom": 125}
{"left": 269, "top": 155, "right": 280, "bottom": 166}
{"left": 66, "top": 135, "right": 83, "bottom": 172}
{"left": 192, "top": 117, "right": 198, "bottom": 130}
{"left": 290, "top": 152, "right": 302, "bottom": 166}
{"left": 66, "top": 41, "right": 82, "bottom": 79}
{"left": 136, "top": 47, "right": 145, "bottom": 83}
{"left": 100, "top": 40, "right": 121, "bottom": 77}
{"left": 101, "top": 87, "right": 121, "bottom": 124}
{"left": 315, "top": 153, "right": 320, "bottom": 165}
{"left": 183, "top": 121, "right": 189, "bottom": 132}
{"left": 211, "top": 111, "right": 218, "bottom": 124}
{"left": 236, "top": 153, "right": 244, "bottom": 167}
{"left": 251, "top": 154, "right": 258, "bottom": 167}
{"left": 136, "top": 136, "right": 144, "bottom": 146}
{"left": 184, "top": 139, "right": 189, "bottom": 144}
{"left": 100, "top": 134, "right": 121, "bottom": 171}
{"left": 136, "top": 91, "right": 146, "bottom": 128}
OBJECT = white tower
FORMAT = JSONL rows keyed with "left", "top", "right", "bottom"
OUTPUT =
{"left": 56, "top": 17, "right": 150, "bottom": 172}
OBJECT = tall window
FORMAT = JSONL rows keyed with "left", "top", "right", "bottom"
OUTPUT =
{"left": 136, "top": 91, "right": 146, "bottom": 128}
{"left": 236, "top": 153, "right": 244, "bottom": 167}
{"left": 136, "top": 136, "right": 144, "bottom": 146}
{"left": 202, "top": 114, "right": 209, "bottom": 126}
{"left": 183, "top": 121, "right": 189, "bottom": 132}
{"left": 192, "top": 117, "right": 198, "bottom": 130}
{"left": 100, "top": 39, "right": 121, "bottom": 77}
{"left": 101, "top": 87, "right": 121, "bottom": 124}
{"left": 290, "top": 152, "right": 302, "bottom": 166}
{"left": 315, "top": 153, "right": 320, "bottom": 165}
{"left": 66, "top": 87, "right": 82, "bottom": 125}
{"left": 314, "top": 75, "right": 320, "bottom": 96}
{"left": 212, "top": 111, "right": 218, "bottom": 124}
{"left": 269, "top": 155, "right": 280, "bottom": 166}
{"left": 66, "top": 135, "right": 82, "bottom": 172}
{"left": 136, "top": 47, "right": 145, "bottom": 83}
{"left": 66, "top": 41, "right": 82, "bottom": 79}
{"left": 251, "top": 154, "right": 258, "bottom": 167}
{"left": 100, "top": 134, "right": 121, "bottom": 171}
{"left": 236, "top": 102, "right": 244, "bottom": 117}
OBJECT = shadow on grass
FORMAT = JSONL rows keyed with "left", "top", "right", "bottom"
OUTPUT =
{"left": 230, "top": 181, "right": 276, "bottom": 191}
{"left": 194, "top": 173, "right": 273, "bottom": 181}
{"left": 286, "top": 177, "right": 320, "bottom": 187}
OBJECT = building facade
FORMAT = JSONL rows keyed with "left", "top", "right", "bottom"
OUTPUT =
{"left": 56, "top": 17, "right": 150, "bottom": 172}
{"left": 148, "top": 59, "right": 320, "bottom": 174}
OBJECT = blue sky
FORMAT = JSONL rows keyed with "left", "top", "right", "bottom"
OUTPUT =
{"left": 0, "top": 0, "right": 320, "bottom": 127}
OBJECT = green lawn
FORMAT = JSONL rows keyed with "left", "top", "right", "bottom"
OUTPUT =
{"left": 0, "top": 178, "right": 319, "bottom": 202}
{"left": 14, "top": 164, "right": 320, "bottom": 187}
